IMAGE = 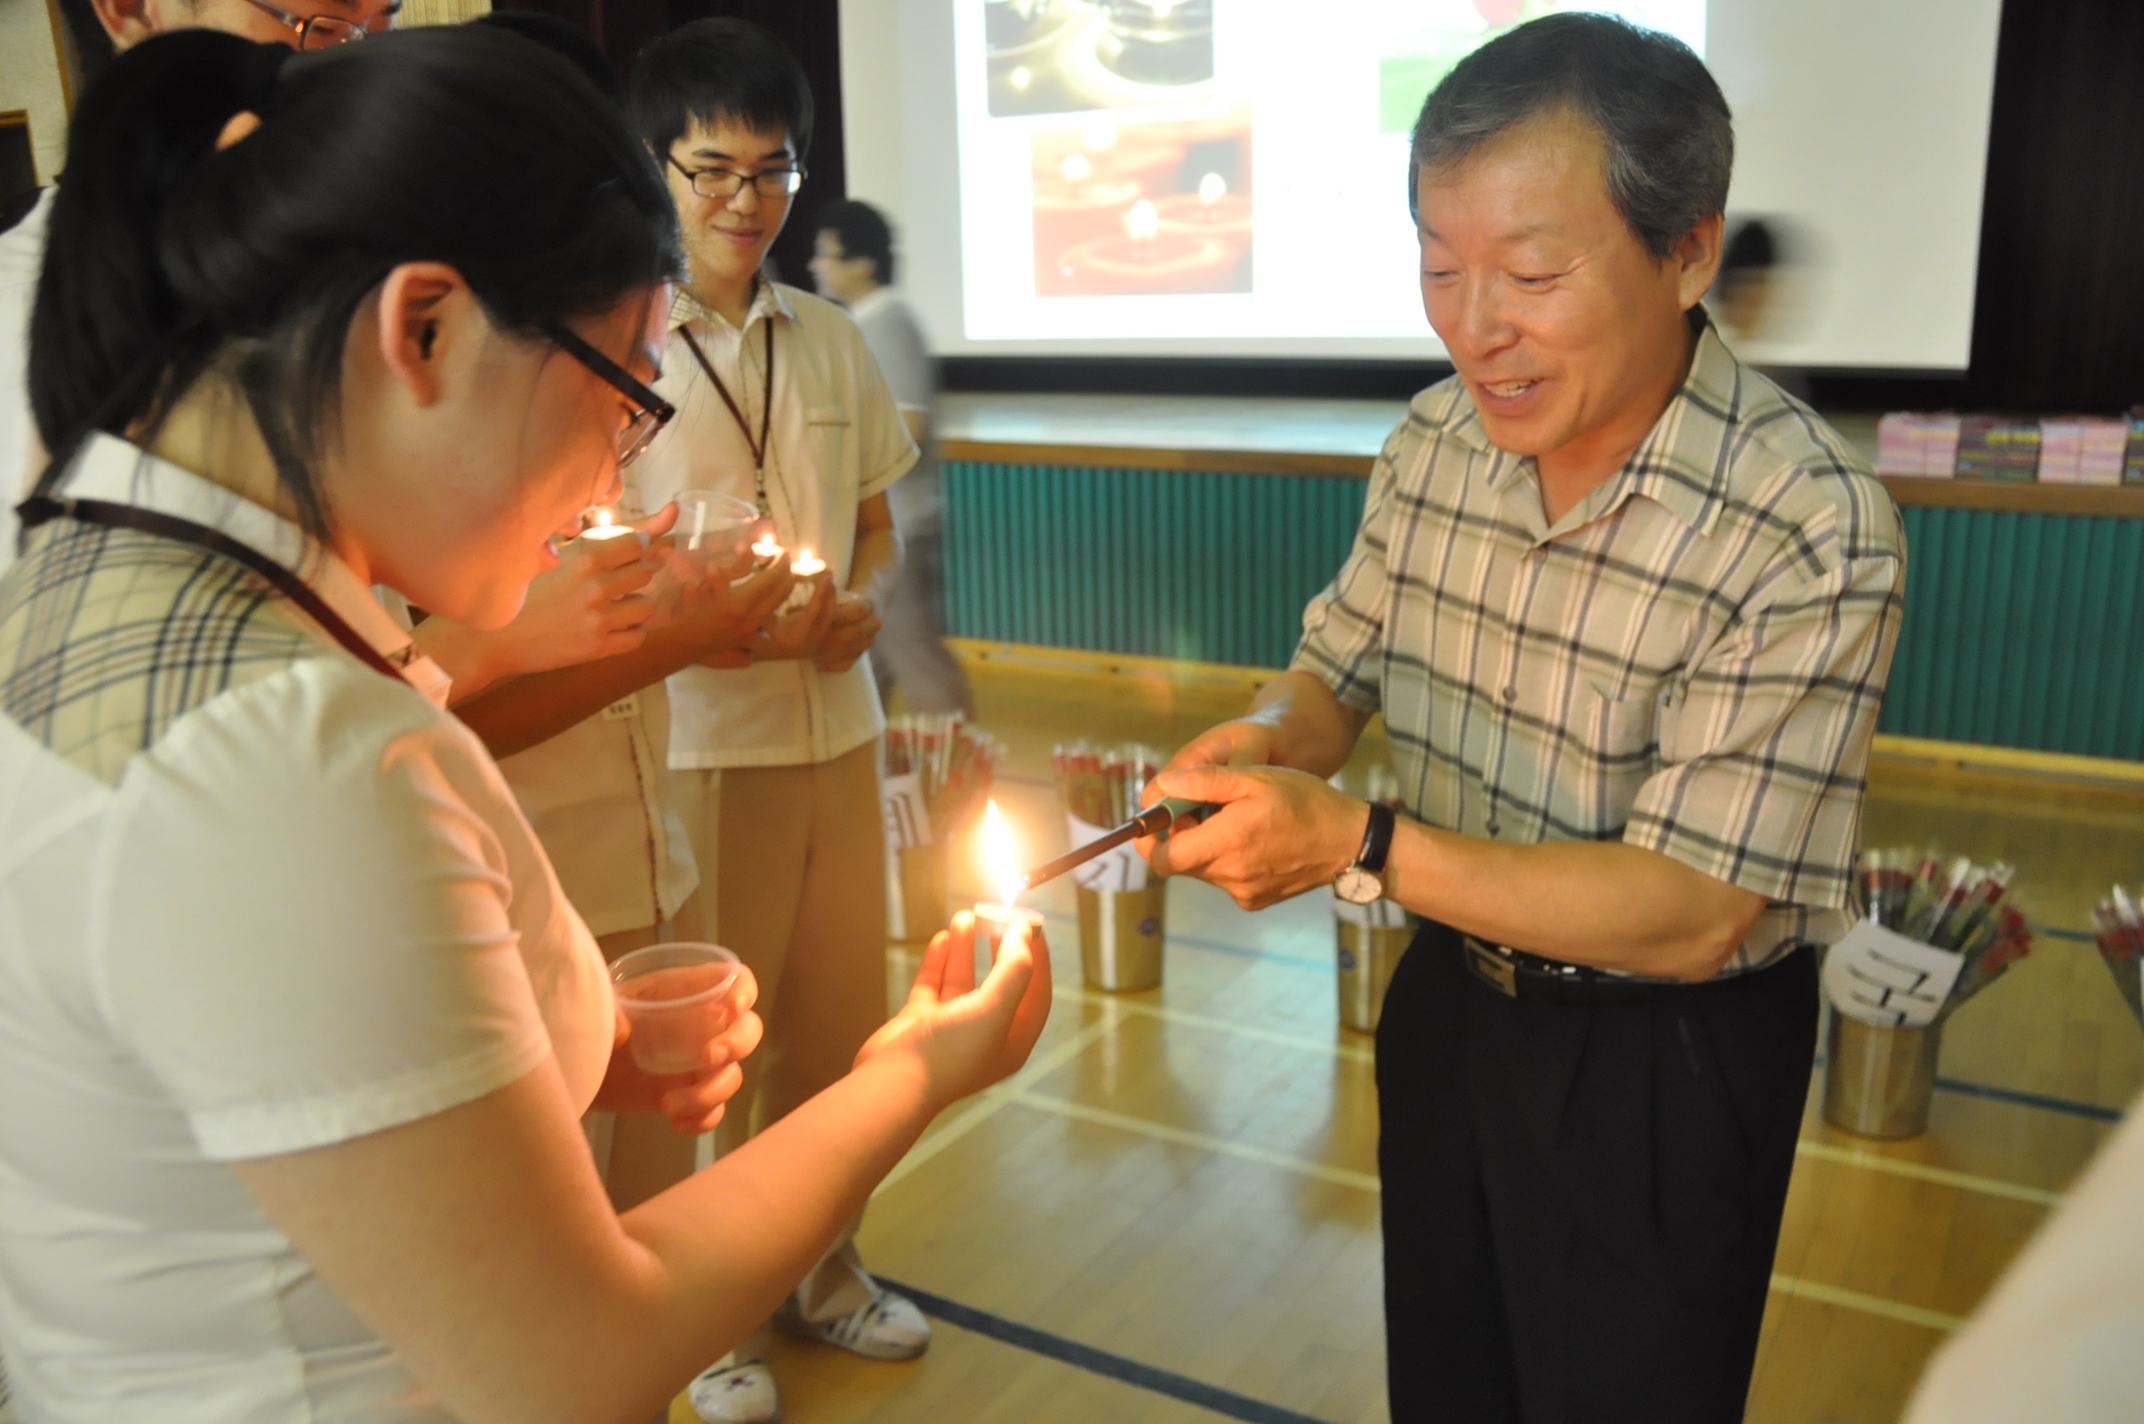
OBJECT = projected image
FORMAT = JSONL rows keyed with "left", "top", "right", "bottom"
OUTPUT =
{"left": 1380, "top": 0, "right": 1705, "bottom": 130}
{"left": 1032, "top": 114, "right": 1251, "bottom": 297}
{"left": 987, "top": 0, "right": 1215, "bottom": 117}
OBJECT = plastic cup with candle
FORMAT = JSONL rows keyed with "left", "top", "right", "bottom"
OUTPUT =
{"left": 973, "top": 799, "right": 1047, "bottom": 978}
{"left": 579, "top": 504, "right": 644, "bottom": 544}
{"left": 671, "top": 490, "right": 761, "bottom": 574}
{"left": 610, "top": 942, "right": 742, "bottom": 1076}
{"left": 782, "top": 545, "right": 831, "bottom": 611}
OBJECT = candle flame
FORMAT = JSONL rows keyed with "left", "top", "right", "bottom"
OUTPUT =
{"left": 752, "top": 532, "right": 782, "bottom": 559}
{"left": 1198, "top": 172, "right": 1227, "bottom": 205}
{"left": 593, "top": 508, "right": 615, "bottom": 530}
{"left": 1061, "top": 153, "right": 1092, "bottom": 182}
{"left": 791, "top": 546, "right": 826, "bottom": 576}
{"left": 1125, "top": 199, "right": 1159, "bottom": 242}
{"left": 982, "top": 799, "right": 1023, "bottom": 908}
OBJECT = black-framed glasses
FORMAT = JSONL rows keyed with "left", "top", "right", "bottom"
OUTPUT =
{"left": 668, "top": 156, "right": 806, "bottom": 201}
{"left": 237, "top": 0, "right": 399, "bottom": 48}
{"left": 543, "top": 322, "right": 676, "bottom": 469}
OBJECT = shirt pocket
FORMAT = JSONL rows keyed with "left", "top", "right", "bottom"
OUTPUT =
{"left": 1575, "top": 678, "right": 1662, "bottom": 826}
{"left": 805, "top": 404, "right": 852, "bottom": 490}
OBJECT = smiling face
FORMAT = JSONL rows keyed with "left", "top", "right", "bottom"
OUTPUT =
{"left": 332, "top": 270, "right": 671, "bottom": 629}
{"left": 1415, "top": 109, "right": 1720, "bottom": 490}
{"left": 665, "top": 117, "right": 797, "bottom": 305}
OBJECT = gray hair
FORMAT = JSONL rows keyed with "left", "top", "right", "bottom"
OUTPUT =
{"left": 1410, "top": 13, "right": 1733, "bottom": 261}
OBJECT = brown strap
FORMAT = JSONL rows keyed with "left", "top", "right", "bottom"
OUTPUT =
{"left": 17, "top": 494, "right": 411, "bottom": 687}
{"left": 678, "top": 317, "right": 776, "bottom": 513}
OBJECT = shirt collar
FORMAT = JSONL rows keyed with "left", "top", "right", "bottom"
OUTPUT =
{"left": 61, "top": 434, "right": 453, "bottom": 704}
{"left": 1461, "top": 311, "right": 1743, "bottom": 538}
{"left": 670, "top": 275, "right": 795, "bottom": 335}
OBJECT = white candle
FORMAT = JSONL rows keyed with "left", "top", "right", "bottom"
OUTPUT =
{"left": 581, "top": 509, "right": 635, "bottom": 541}
{"left": 752, "top": 533, "right": 784, "bottom": 562}
{"left": 790, "top": 547, "right": 827, "bottom": 578}
{"left": 973, "top": 801, "right": 1048, "bottom": 968}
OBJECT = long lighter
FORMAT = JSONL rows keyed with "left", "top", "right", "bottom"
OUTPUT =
{"left": 1021, "top": 797, "right": 1214, "bottom": 892}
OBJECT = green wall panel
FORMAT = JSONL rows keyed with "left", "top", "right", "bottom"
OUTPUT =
{"left": 943, "top": 462, "right": 1368, "bottom": 670}
{"left": 944, "top": 462, "right": 2144, "bottom": 762}
{"left": 1880, "top": 507, "right": 2144, "bottom": 759}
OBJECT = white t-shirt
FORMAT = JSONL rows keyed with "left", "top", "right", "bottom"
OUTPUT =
{"left": 0, "top": 436, "right": 613, "bottom": 1422}
{"left": 0, "top": 186, "right": 53, "bottom": 584}
{"left": 1905, "top": 1082, "right": 2144, "bottom": 1422}
{"left": 633, "top": 281, "right": 917, "bottom": 769}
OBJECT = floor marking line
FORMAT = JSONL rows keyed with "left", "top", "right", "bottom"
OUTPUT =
{"left": 1792, "top": 1140, "right": 2063, "bottom": 1206}
{"left": 1063, "top": 986, "right": 1376, "bottom": 1064}
{"left": 1010, "top": 1090, "right": 1383, "bottom": 1191}
{"left": 876, "top": 1009, "right": 1119, "bottom": 1195}
{"left": 1768, "top": 1273, "right": 1966, "bottom": 1332}
{"left": 878, "top": 1276, "right": 1338, "bottom": 1424}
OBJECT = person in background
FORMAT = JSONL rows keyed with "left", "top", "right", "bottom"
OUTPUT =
{"left": 627, "top": 21, "right": 923, "bottom": 1424}
{"left": 0, "top": 0, "right": 400, "bottom": 581}
{"left": 810, "top": 198, "right": 975, "bottom": 718}
{"left": 0, "top": 28, "right": 1047, "bottom": 1422}
{"left": 1138, "top": 16, "right": 1902, "bottom": 1423}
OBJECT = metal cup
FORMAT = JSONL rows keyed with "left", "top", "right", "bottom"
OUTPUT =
{"left": 1337, "top": 918, "right": 1411, "bottom": 1033}
{"left": 1823, "top": 1007, "right": 1943, "bottom": 1139}
{"left": 1076, "top": 881, "right": 1165, "bottom": 992}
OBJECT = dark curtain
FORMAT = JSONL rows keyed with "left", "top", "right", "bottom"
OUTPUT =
{"left": 494, "top": 0, "right": 844, "bottom": 287}
{"left": 1967, "top": 0, "right": 2144, "bottom": 409}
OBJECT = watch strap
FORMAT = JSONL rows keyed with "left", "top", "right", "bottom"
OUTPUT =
{"left": 1355, "top": 801, "right": 1397, "bottom": 875}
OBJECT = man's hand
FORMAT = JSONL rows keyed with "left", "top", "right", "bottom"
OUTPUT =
{"left": 1150, "top": 717, "right": 1284, "bottom": 786}
{"left": 813, "top": 591, "right": 882, "bottom": 672}
{"left": 1139, "top": 764, "right": 1368, "bottom": 912}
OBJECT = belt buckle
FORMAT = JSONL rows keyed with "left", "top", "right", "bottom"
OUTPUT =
{"left": 1464, "top": 936, "right": 1518, "bottom": 998}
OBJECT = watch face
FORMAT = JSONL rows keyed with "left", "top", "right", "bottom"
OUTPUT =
{"left": 1335, "top": 867, "right": 1384, "bottom": 905}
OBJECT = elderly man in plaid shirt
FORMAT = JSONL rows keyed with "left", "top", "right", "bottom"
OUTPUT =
{"left": 1144, "top": 15, "right": 1903, "bottom": 1424}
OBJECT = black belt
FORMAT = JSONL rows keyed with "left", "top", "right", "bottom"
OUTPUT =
{"left": 1460, "top": 934, "right": 1682, "bottom": 1002}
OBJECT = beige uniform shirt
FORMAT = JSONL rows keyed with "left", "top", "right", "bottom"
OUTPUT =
{"left": 633, "top": 281, "right": 917, "bottom": 769}
{"left": 496, "top": 683, "right": 697, "bottom": 938}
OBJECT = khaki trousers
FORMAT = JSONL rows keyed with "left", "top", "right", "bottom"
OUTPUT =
{"left": 671, "top": 739, "right": 888, "bottom": 1335}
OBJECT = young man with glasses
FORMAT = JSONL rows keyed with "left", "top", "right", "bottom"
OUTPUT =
{"left": 626, "top": 19, "right": 923, "bottom": 1424}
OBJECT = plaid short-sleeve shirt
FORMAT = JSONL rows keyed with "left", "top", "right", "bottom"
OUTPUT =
{"left": 1294, "top": 321, "right": 1905, "bottom": 974}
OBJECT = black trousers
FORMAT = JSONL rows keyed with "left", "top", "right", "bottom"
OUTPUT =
{"left": 1375, "top": 922, "right": 1817, "bottom": 1424}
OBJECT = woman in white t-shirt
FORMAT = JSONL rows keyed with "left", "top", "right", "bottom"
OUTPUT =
{"left": 0, "top": 28, "right": 1047, "bottom": 1424}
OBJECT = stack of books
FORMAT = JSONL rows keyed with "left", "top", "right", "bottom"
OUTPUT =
{"left": 1875, "top": 409, "right": 2144, "bottom": 484}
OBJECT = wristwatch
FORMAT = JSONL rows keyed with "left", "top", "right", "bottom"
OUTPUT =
{"left": 1334, "top": 801, "right": 1397, "bottom": 905}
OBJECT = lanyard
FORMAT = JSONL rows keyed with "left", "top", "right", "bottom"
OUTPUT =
{"left": 16, "top": 493, "right": 412, "bottom": 687}
{"left": 679, "top": 317, "right": 776, "bottom": 516}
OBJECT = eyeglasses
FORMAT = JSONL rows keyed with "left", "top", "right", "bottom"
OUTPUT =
{"left": 543, "top": 322, "right": 677, "bottom": 469}
{"left": 668, "top": 156, "right": 806, "bottom": 202}
{"left": 237, "top": 0, "right": 400, "bottom": 48}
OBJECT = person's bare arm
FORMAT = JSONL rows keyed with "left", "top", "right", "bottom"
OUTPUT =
{"left": 1145, "top": 761, "right": 1764, "bottom": 980}
{"left": 450, "top": 560, "right": 793, "bottom": 759}
{"left": 232, "top": 914, "right": 1050, "bottom": 1424}
{"left": 1158, "top": 669, "right": 1374, "bottom": 780}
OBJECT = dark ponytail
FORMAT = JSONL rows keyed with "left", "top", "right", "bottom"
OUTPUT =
{"left": 29, "top": 27, "right": 683, "bottom": 539}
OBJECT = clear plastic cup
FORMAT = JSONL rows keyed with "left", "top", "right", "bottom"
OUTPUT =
{"left": 670, "top": 490, "right": 763, "bottom": 574}
{"left": 610, "top": 942, "right": 742, "bottom": 1076}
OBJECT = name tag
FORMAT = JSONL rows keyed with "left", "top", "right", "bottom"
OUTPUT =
{"left": 601, "top": 694, "right": 641, "bottom": 722}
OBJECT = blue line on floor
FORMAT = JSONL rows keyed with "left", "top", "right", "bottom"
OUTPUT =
{"left": 877, "top": 1277, "right": 1337, "bottom": 1424}
{"left": 1932, "top": 1075, "right": 2123, "bottom": 1122}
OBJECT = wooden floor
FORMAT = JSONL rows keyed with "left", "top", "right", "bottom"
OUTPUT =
{"left": 693, "top": 648, "right": 2144, "bottom": 1424}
